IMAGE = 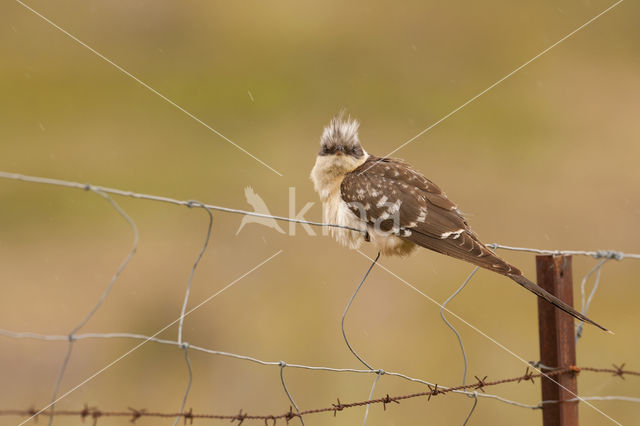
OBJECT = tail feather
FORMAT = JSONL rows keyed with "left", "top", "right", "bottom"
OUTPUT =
{"left": 400, "top": 226, "right": 610, "bottom": 332}
{"left": 507, "top": 273, "right": 609, "bottom": 332}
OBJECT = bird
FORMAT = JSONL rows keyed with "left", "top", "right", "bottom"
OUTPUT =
{"left": 310, "top": 113, "right": 609, "bottom": 332}
{"left": 236, "top": 186, "right": 285, "bottom": 235}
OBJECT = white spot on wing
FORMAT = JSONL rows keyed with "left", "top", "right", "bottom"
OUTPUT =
{"left": 376, "top": 195, "right": 388, "bottom": 208}
{"left": 388, "top": 199, "right": 402, "bottom": 214}
{"left": 417, "top": 208, "right": 427, "bottom": 223}
{"left": 440, "top": 229, "right": 465, "bottom": 239}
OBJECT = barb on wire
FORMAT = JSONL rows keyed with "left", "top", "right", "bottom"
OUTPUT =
{"left": 47, "top": 189, "right": 139, "bottom": 426}
{"left": 356, "top": 250, "right": 624, "bottom": 425}
{"left": 341, "top": 252, "right": 381, "bottom": 370}
{"left": 16, "top": 250, "right": 283, "bottom": 426}
{"left": 2, "top": 365, "right": 638, "bottom": 423}
{"left": 9, "top": 326, "right": 634, "bottom": 414}
{"left": 0, "top": 327, "right": 545, "bottom": 409}
{"left": 3, "top": 171, "right": 640, "bottom": 424}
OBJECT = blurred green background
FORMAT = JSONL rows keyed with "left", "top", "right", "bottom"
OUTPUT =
{"left": 1, "top": 1, "right": 639, "bottom": 425}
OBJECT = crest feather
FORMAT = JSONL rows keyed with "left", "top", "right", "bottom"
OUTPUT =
{"left": 321, "top": 111, "right": 360, "bottom": 149}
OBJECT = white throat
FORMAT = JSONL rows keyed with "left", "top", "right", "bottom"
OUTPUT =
{"left": 310, "top": 151, "right": 369, "bottom": 249}
{"left": 310, "top": 151, "right": 368, "bottom": 200}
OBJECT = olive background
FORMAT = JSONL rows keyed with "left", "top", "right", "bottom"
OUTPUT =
{"left": 1, "top": 1, "right": 639, "bottom": 425}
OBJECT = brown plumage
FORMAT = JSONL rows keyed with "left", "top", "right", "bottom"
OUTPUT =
{"left": 342, "top": 156, "right": 608, "bottom": 332}
{"left": 311, "top": 115, "right": 609, "bottom": 332}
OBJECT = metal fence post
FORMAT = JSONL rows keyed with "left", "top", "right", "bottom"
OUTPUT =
{"left": 536, "top": 254, "right": 579, "bottom": 426}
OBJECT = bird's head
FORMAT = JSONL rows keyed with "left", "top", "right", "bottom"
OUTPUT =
{"left": 316, "top": 113, "right": 367, "bottom": 173}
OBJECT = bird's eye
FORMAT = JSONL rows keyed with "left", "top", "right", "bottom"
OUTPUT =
{"left": 320, "top": 145, "right": 330, "bottom": 155}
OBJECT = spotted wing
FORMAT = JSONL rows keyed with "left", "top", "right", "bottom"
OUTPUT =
{"left": 341, "top": 156, "right": 519, "bottom": 275}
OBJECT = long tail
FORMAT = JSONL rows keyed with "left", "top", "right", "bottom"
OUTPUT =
{"left": 402, "top": 227, "right": 610, "bottom": 332}
{"left": 507, "top": 273, "right": 610, "bottom": 332}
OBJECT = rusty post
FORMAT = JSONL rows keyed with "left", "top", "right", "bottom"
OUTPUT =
{"left": 536, "top": 255, "right": 579, "bottom": 426}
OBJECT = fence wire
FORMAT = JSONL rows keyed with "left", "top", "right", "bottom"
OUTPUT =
{"left": 1, "top": 171, "right": 639, "bottom": 426}
{"left": 1, "top": 366, "right": 638, "bottom": 424}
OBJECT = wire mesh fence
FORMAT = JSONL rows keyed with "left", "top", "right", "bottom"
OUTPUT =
{"left": 1, "top": 172, "right": 639, "bottom": 425}
{"left": 3, "top": 0, "right": 637, "bottom": 424}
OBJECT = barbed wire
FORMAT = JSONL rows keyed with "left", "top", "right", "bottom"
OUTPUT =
{"left": 4, "top": 0, "right": 635, "bottom": 422}
{"left": 2, "top": 171, "right": 639, "bottom": 425}
{"left": 354, "top": 250, "right": 633, "bottom": 425}
{"left": 0, "top": 328, "right": 540, "bottom": 407}
{"left": 438, "top": 242, "right": 629, "bottom": 426}
{"left": 432, "top": 240, "right": 624, "bottom": 423}
{"left": 1, "top": 365, "right": 637, "bottom": 424}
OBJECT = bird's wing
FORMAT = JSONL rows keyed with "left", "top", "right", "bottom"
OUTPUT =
{"left": 341, "top": 156, "right": 519, "bottom": 275}
{"left": 342, "top": 156, "right": 609, "bottom": 332}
